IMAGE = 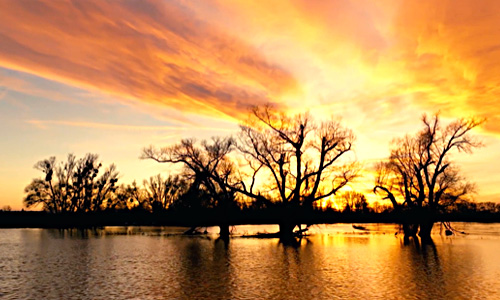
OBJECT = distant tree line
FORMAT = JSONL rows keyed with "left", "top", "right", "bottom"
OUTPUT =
{"left": 23, "top": 105, "right": 488, "bottom": 242}
{"left": 23, "top": 156, "right": 194, "bottom": 213}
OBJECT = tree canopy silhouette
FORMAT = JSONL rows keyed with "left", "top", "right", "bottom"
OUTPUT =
{"left": 144, "top": 174, "right": 189, "bottom": 212}
{"left": 234, "top": 105, "right": 357, "bottom": 238}
{"left": 111, "top": 175, "right": 189, "bottom": 212}
{"left": 374, "top": 114, "right": 483, "bottom": 241}
{"left": 142, "top": 137, "right": 238, "bottom": 238}
{"left": 24, "top": 153, "right": 119, "bottom": 213}
{"left": 142, "top": 105, "right": 357, "bottom": 239}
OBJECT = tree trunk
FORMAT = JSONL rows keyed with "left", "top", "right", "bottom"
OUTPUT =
{"left": 219, "top": 224, "right": 230, "bottom": 239}
{"left": 418, "top": 220, "right": 434, "bottom": 244}
{"left": 219, "top": 224, "right": 230, "bottom": 240}
{"left": 278, "top": 220, "right": 295, "bottom": 242}
{"left": 415, "top": 207, "right": 434, "bottom": 243}
{"left": 402, "top": 222, "right": 418, "bottom": 245}
{"left": 403, "top": 223, "right": 418, "bottom": 236}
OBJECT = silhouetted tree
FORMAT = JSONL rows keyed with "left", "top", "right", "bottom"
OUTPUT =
{"left": 143, "top": 174, "right": 189, "bottom": 212}
{"left": 338, "top": 191, "right": 368, "bottom": 213}
{"left": 142, "top": 137, "right": 238, "bottom": 238}
{"left": 446, "top": 199, "right": 476, "bottom": 214}
{"left": 234, "top": 105, "right": 357, "bottom": 238}
{"left": 370, "top": 201, "right": 394, "bottom": 213}
{"left": 142, "top": 105, "right": 356, "bottom": 239}
{"left": 374, "top": 114, "right": 483, "bottom": 242}
{"left": 24, "top": 154, "right": 119, "bottom": 213}
{"left": 476, "top": 202, "right": 500, "bottom": 213}
{"left": 113, "top": 181, "right": 147, "bottom": 210}
{"left": 1, "top": 205, "right": 12, "bottom": 212}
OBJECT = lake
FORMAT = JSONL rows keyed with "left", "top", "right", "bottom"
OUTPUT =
{"left": 1, "top": 223, "right": 499, "bottom": 299}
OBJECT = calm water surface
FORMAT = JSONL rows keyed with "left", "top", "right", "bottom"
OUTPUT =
{"left": 1, "top": 223, "right": 499, "bottom": 299}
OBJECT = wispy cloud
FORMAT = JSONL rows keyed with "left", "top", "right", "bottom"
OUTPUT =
{"left": 0, "top": 0, "right": 298, "bottom": 121}
{"left": 201, "top": 0, "right": 500, "bottom": 134}
{"left": 26, "top": 119, "right": 177, "bottom": 131}
{"left": 25, "top": 119, "right": 236, "bottom": 133}
{"left": 2, "top": 0, "right": 500, "bottom": 135}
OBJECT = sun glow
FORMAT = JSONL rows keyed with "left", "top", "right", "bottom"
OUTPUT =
{"left": 316, "top": 197, "right": 342, "bottom": 211}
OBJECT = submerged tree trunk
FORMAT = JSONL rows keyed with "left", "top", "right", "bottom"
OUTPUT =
{"left": 417, "top": 207, "right": 434, "bottom": 243}
{"left": 278, "top": 204, "right": 301, "bottom": 242}
{"left": 278, "top": 220, "right": 296, "bottom": 242}
{"left": 219, "top": 223, "right": 230, "bottom": 240}
{"left": 402, "top": 222, "right": 419, "bottom": 245}
{"left": 403, "top": 223, "right": 418, "bottom": 236}
{"left": 418, "top": 220, "right": 434, "bottom": 243}
{"left": 399, "top": 209, "right": 418, "bottom": 243}
{"left": 398, "top": 207, "right": 436, "bottom": 244}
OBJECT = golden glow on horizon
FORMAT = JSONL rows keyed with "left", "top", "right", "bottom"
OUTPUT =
{"left": 1, "top": 0, "right": 500, "bottom": 209}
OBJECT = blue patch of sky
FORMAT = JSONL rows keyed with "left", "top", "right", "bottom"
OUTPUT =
{"left": 0, "top": 66, "right": 184, "bottom": 172}
{"left": 0, "top": 67, "right": 179, "bottom": 128}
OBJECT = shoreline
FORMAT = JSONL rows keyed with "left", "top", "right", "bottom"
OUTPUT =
{"left": 1, "top": 210, "right": 499, "bottom": 229}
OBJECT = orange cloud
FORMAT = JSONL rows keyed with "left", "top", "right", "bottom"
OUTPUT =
{"left": 202, "top": 1, "right": 500, "bottom": 134}
{"left": 2, "top": 0, "right": 500, "bottom": 134}
{"left": 25, "top": 119, "right": 236, "bottom": 133}
{"left": 388, "top": 0, "right": 500, "bottom": 133}
{"left": 0, "top": 0, "right": 298, "bottom": 121}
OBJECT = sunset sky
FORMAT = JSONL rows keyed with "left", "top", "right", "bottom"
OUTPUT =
{"left": 1, "top": 0, "right": 500, "bottom": 210}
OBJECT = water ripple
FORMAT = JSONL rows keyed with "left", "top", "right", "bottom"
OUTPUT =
{"left": 0, "top": 224, "right": 499, "bottom": 299}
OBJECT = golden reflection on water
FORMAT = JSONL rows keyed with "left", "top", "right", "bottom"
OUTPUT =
{"left": 1, "top": 224, "right": 499, "bottom": 299}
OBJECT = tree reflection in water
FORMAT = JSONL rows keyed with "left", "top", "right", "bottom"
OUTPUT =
{"left": 1, "top": 225, "right": 500, "bottom": 299}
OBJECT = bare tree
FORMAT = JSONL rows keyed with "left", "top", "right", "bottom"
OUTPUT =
{"left": 24, "top": 154, "right": 119, "bottom": 213}
{"left": 141, "top": 137, "right": 237, "bottom": 238}
{"left": 234, "top": 105, "right": 357, "bottom": 238}
{"left": 143, "top": 174, "right": 188, "bottom": 212}
{"left": 374, "top": 114, "right": 483, "bottom": 241}
{"left": 142, "top": 105, "right": 357, "bottom": 239}
{"left": 338, "top": 191, "right": 368, "bottom": 213}
{"left": 370, "top": 201, "right": 394, "bottom": 213}
{"left": 113, "top": 181, "right": 147, "bottom": 210}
